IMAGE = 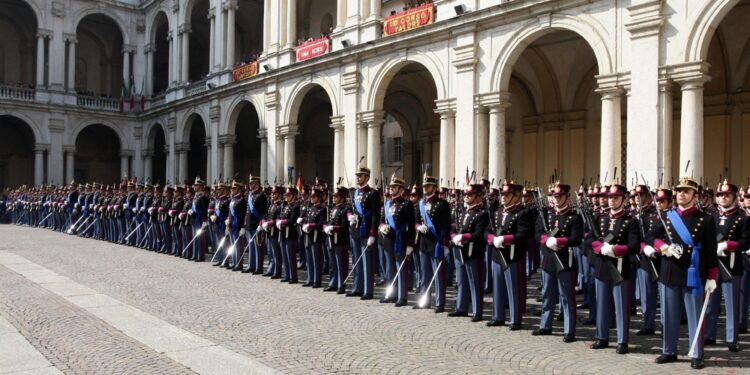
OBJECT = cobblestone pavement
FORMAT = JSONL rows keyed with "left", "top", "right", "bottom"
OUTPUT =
{"left": 1, "top": 225, "right": 748, "bottom": 374}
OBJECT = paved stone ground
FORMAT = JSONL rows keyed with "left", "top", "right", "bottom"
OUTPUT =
{"left": 0, "top": 225, "right": 748, "bottom": 374}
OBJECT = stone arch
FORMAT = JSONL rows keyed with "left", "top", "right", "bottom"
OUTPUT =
{"left": 683, "top": 0, "right": 740, "bottom": 63}
{"left": 69, "top": 120, "right": 128, "bottom": 150}
{"left": 282, "top": 76, "right": 339, "bottom": 126}
{"left": 491, "top": 13, "right": 614, "bottom": 93}
{"left": 0, "top": 110, "right": 42, "bottom": 143}
{"left": 144, "top": 121, "right": 168, "bottom": 149}
{"left": 178, "top": 110, "right": 209, "bottom": 144}
{"left": 147, "top": 9, "right": 171, "bottom": 46}
{"left": 367, "top": 53, "right": 447, "bottom": 112}
{"left": 223, "top": 94, "right": 265, "bottom": 135}
{"left": 72, "top": 8, "right": 130, "bottom": 46}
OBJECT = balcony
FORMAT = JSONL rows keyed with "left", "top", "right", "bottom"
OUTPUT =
{"left": 185, "top": 79, "right": 208, "bottom": 97}
{"left": 0, "top": 84, "right": 36, "bottom": 102}
{"left": 76, "top": 94, "right": 120, "bottom": 112}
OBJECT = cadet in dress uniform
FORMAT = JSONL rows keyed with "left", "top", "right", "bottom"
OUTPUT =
{"left": 634, "top": 184, "right": 661, "bottom": 336}
{"left": 533, "top": 182, "right": 583, "bottom": 343}
{"left": 169, "top": 185, "right": 185, "bottom": 255}
{"left": 409, "top": 185, "right": 425, "bottom": 294}
{"left": 66, "top": 181, "right": 79, "bottom": 229}
{"left": 705, "top": 180, "right": 749, "bottom": 352}
{"left": 449, "top": 182, "right": 489, "bottom": 322}
{"left": 415, "top": 175, "right": 452, "bottom": 312}
{"left": 590, "top": 184, "right": 640, "bottom": 354}
{"left": 180, "top": 186, "right": 194, "bottom": 257}
{"left": 210, "top": 182, "right": 230, "bottom": 266}
{"left": 379, "top": 175, "right": 416, "bottom": 306}
{"left": 324, "top": 186, "right": 352, "bottom": 293}
{"left": 243, "top": 175, "right": 268, "bottom": 274}
{"left": 347, "top": 167, "right": 382, "bottom": 300}
{"left": 190, "top": 177, "right": 210, "bottom": 261}
{"left": 301, "top": 187, "right": 327, "bottom": 287}
{"left": 487, "top": 181, "right": 534, "bottom": 329}
{"left": 276, "top": 186, "right": 301, "bottom": 283}
{"left": 261, "top": 186, "right": 284, "bottom": 278}
{"left": 226, "top": 180, "right": 247, "bottom": 270}
{"left": 645, "top": 176, "right": 719, "bottom": 370}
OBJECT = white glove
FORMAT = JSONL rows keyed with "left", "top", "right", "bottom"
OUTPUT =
{"left": 225, "top": 218, "right": 231, "bottom": 227}
{"left": 225, "top": 227, "right": 230, "bottom": 236}
{"left": 367, "top": 236, "right": 375, "bottom": 247}
{"left": 148, "top": 207, "right": 155, "bottom": 215}
{"left": 643, "top": 245, "right": 657, "bottom": 258}
{"left": 324, "top": 225, "right": 334, "bottom": 235}
{"left": 188, "top": 209, "right": 193, "bottom": 215}
{"left": 705, "top": 279, "right": 717, "bottom": 294}
{"left": 668, "top": 244, "right": 683, "bottom": 259}
{"left": 717, "top": 241, "right": 728, "bottom": 257}
{"left": 601, "top": 243, "right": 615, "bottom": 257}
{"left": 296, "top": 217, "right": 304, "bottom": 225}
{"left": 123, "top": 203, "right": 129, "bottom": 209}
{"left": 545, "top": 237, "right": 558, "bottom": 251}
{"left": 261, "top": 221, "right": 269, "bottom": 230}
{"left": 492, "top": 236, "right": 504, "bottom": 249}
{"left": 452, "top": 234, "right": 463, "bottom": 246}
{"left": 239, "top": 228, "right": 246, "bottom": 237}
{"left": 276, "top": 220, "right": 283, "bottom": 229}
{"left": 379, "top": 224, "right": 389, "bottom": 235}
{"left": 201, "top": 221, "right": 209, "bottom": 229}
{"left": 348, "top": 215, "right": 358, "bottom": 226}
{"left": 210, "top": 215, "right": 217, "bottom": 223}
{"left": 132, "top": 208, "right": 137, "bottom": 214}
{"left": 417, "top": 224, "right": 428, "bottom": 234}
{"left": 745, "top": 249, "right": 750, "bottom": 256}
{"left": 302, "top": 223, "right": 310, "bottom": 233}
{"left": 406, "top": 246, "right": 414, "bottom": 256}
{"left": 444, "top": 247, "right": 451, "bottom": 258}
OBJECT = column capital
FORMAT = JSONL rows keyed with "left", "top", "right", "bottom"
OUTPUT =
{"left": 120, "top": 149, "right": 134, "bottom": 158}
{"left": 223, "top": 0, "right": 239, "bottom": 11}
{"left": 178, "top": 23, "right": 192, "bottom": 35}
{"left": 219, "top": 134, "right": 237, "bottom": 145}
{"left": 277, "top": 124, "right": 299, "bottom": 137}
{"left": 175, "top": 142, "right": 190, "bottom": 152}
{"left": 329, "top": 115, "right": 345, "bottom": 131}
{"left": 434, "top": 98, "right": 457, "bottom": 116}
{"left": 626, "top": 0, "right": 664, "bottom": 39}
{"left": 36, "top": 29, "right": 53, "bottom": 39}
{"left": 144, "top": 43, "right": 155, "bottom": 54}
{"left": 63, "top": 145, "right": 77, "bottom": 153}
{"left": 207, "top": 7, "right": 216, "bottom": 19}
{"left": 257, "top": 128, "right": 268, "bottom": 140}
{"left": 64, "top": 33, "right": 77, "bottom": 43}
{"left": 667, "top": 61, "right": 711, "bottom": 87}
{"left": 595, "top": 73, "right": 626, "bottom": 97}
{"left": 34, "top": 143, "right": 50, "bottom": 152}
{"left": 143, "top": 148, "right": 155, "bottom": 158}
{"left": 357, "top": 110, "right": 385, "bottom": 127}
{"left": 122, "top": 45, "right": 136, "bottom": 54}
{"left": 478, "top": 91, "right": 511, "bottom": 111}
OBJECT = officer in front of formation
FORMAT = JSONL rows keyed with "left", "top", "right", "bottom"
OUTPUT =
{"left": 487, "top": 180, "right": 533, "bottom": 329}
{"left": 534, "top": 181, "right": 582, "bottom": 343}
{"left": 705, "top": 180, "right": 749, "bottom": 352}
{"left": 227, "top": 179, "right": 247, "bottom": 270}
{"left": 243, "top": 174, "right": 268, "bottom": 274}
{"left": 348, "top": 166, "right": 381, "bottom": 300}
{"left": 415, "top": 174, "right": 452, "bottom": 312}
{"left": 645, "top": 176, "right": 719, "bottom": 370}
{"left": 379, "top": 174, "right": 416, "bottom": 306}
{"left": 590, "top": 183, "right": 640, "bottom": 354}
{"left": 450, "top": 181, "right": 489, "bottom": 322}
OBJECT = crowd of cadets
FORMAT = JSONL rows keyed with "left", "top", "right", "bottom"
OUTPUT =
{"left": 2, "top": 167, "right": 750, "bottom": 370}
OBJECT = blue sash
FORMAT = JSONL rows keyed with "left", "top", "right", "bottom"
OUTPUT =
{"left": 248, "top": 193, "right": 261, "bottom": 218}
{"left": 354, "top": 189, "right": 371, "bottom": 237}
{"left": 419, "top": 199, "right": 444, "bottom": 259}
{"left": 385, "top": 200, "right": 406, "bottom": 254}
{"left": 666, "top": 209, "right": 703, "bottom": 296}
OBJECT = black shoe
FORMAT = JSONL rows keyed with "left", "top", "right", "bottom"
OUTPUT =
{"left": 212, "top": 263, "right": 222, "bottom": 267}
{"left": 263, "top": 273, "right": 273, "bottom": 277}
{"left": 241, "top": 268, "right": 252, "bottom": 273}
{"left": 337, "top": 288, "right": 346, "bottom": 294}
{"left": 532, "top": 328, "right": 552, "bottom": 336}
{"left": 509, "top": 323, "right": 522, "bottom": 331}
{"left": 591, "top": 339, "right": 609, "bottom": 349}
{"left": 346, "top": 292, "right": 363, "bottom": 297}
{"left": 360, "top": 294, "right": 373, "bottom": 300}
{"left": 728, "top": 342, "right": 740, "bottom": 352}
{"left": 232, "top": 267, "right": 242, "bottom": 272}
{"left": 271, "top": 276, "right": 281, "bottom": 279}
{"left": 288, "top": 280, "right": 298, "bottom": 284}
{"left": 486, "top": 320, "right": 505, "bottom": 327}
{"left": 471, "top": 315, "right": 483, "bottom": 323}
{"left": 302, "top": 282, "right": 313, "bottom": 287}
{"left": 323, "top": 286, "right": 337, "bottom": 292}
{"left": 654, "top": 354, "right": 678, "bottom": 364}
{"left": 563, "top": 334, "right": 576, "bottom": 343}
{"left": 252, "top": 271, "right": 263, "bottom": 275}
{"left": 312, "top": 284, "right": 322, "bottom": 288}
{"left": 690, "top": 358, "right": 705, "bottom": 370}
{"left": 703, "top": 339, "right": 716, "bottom": 346}
{"left": 448, "top": 311, "right": 468, "bottom": 317}
{"left": 434, "top": 306, "right": 445, "bottom": 313}
{"left": 380, "top": 297, "right": 396, "bottom": 303}
{"left": 395, "top": 300, "right": 407, "bottom": 307}
{"left": 636, "top": 328, "right": 655, "bottom": 336}
{"left": 616, "top": 343, "right": 629, "bottom": 354}
{"left": 577, "top": 303, "right": 589, "bottom": 309}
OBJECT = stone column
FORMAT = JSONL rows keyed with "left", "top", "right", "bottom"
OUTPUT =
{"left": 279, "top": 124, "right": 299, "bottom": 181}
{"left": 120, "top": 151, "right": 130, "bottom": 178}
{"left": 210, "top": 106, "right": 220, "bottom": 182}
{"left": 285, "top": 0, "right": 296, "bottom": 49}
{"left": 66, "top": 35, "right": 77, "bottom": 92}
{"left": 167, "top": 119, "right": 176, "bottom": 182}
{"left": 370, "top": 0, "right": 381, "bottom": 20}
{"left": 336, "top": 0, "right": 346, "bottom": 30}
{"left": 178, "top": 144, "right": 189, "bottom": 183}
{"left": 180, "top": 25, "right": 191, "bottom": 83}
{"left": 143, "top": 150, "right": 153, "bottom": 181}
{"left": 133, "top": 125, "right": 143, "bottom": 180}
{"left": 145, "top": 44, "right": 154, "bottom": 96}
{"left": 658, "top": 80, "right": 674, "bottom": 184}
{"left": 597, "top": 86, "right": 622, "bottom": 182}
{"left": 208, "top": 8, "right": 216, "bottom": 71}
{"left": 330, "top": 116, "right": 345, "bottom": 182}
{"left": 48, "top": 119, "right": 64, "bottom": 185}
{"left": 359, "top": 111, "right": 384, "bottom": 187}
{"left": 475, "top": 106, "right": 489, "bottom": 179}
{"left": 34, "top": 144, "right": 46, "bottom": 186}
{"left": 678, "top": 77, "right": 707, "bottom": 180}
{"left": 263, "top": 0, "right": 271, "bottom": 54}
{"left": 64, "top": 146, "right": 75, "bottom": 183}
{"left": 167, "top": 31, "right": 175, "bottom": 85}
{"left": 487, "top": 96, "right": 510, "bottom": 183}
{"left": 221, "top": 134, "right": 236, "bottom": 181}
{"left": 225, "top": 1, "right": 237, "bottom": 68}
{"left": 122, "top": 49, "right": 131, "bottom": 85}
{"left": 435, "top": 99, "right": 456, "bottom": 183}
{"left": 36, "top": 32, "right": 46, "bottom": 87}
{"left": 258, "top": 128, "right": 268, "bottom": 182}
{"left": 205, "top": 139, "right": 212, "bottom": 183}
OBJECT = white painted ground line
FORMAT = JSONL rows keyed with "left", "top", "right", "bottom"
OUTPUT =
{"left": 0, "top": 251, "right": 282, "bottom": 375}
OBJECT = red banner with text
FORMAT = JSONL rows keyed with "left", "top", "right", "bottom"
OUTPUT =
{"left": 295, "top": 37, "right": 331, "bottom": 62}
{"left": 383, "top": 3, "right": 435, "bottom": 37}
{"left": 232, "top": 62, "right": 258, "bottom": 81}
